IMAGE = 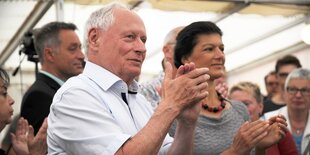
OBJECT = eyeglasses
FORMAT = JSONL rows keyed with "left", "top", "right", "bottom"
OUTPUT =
{"left": 267, "top": 82, "right": 278, "bottom": 86}
{"left": 286, "top": 87, "right": 310, "bottom": 96}
{"left": 278, "top": 72, "right": 289, "bottom": 78}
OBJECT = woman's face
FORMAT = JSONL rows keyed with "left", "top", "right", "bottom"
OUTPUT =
{"left": 285, "top": 78, "right": 310, "bottom": 111}
{"left": 181, "top": 33, "right": 225, "bottom": 80}
{"left": 0, "top": 80, "right": 14, "bottom": 125}
{"left": 230, "top": 90, "right": 263, "bottom": 121}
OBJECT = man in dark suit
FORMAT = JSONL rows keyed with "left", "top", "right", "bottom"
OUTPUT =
{"left": 20, "top": 22, "right": 85, "bottom": 134}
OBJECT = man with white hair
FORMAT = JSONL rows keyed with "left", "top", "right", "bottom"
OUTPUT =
{"left": 47, "top": 2, "right": 209, "bottom": 155}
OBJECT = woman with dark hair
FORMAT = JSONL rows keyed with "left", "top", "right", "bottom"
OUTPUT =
{"left": 0, "top": 68, "right": 15, "bottom": 155}
{"left": 171, "top": 21, "right": 288, "bottom": 154}
{"left": 0, "top": 68, "right": 14, "bottom": 131}
{"left": 0, "top": 68, "right": 14, "bottom": 130}
{"left": 0, "top": 68, "right": 47, "bottom": 155}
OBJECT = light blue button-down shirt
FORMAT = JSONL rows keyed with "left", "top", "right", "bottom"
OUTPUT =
{"left": 40, "top": 70, "right": 65, "bottom": 86}
{"left": 47, "top": 61, "right": 173, "bottom": 155}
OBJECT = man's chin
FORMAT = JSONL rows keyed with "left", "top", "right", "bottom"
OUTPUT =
{"left": 76, "top": 67, "right": 84, "bottom": 72}
{"left": 71, "top": 70, "right": 83, "bottom": 76}
{"left": 129, "top": 69, "right": 141, "bottom": 78}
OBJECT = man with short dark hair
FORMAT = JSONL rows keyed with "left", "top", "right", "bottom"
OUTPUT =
{"left": 21, "top": 21, "right": 85, "bottom": 134}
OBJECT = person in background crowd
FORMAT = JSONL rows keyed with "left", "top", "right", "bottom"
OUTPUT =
{"left": 139, "top": 26, "right": 184, "bottom": 109}
{"left": 11, "top": 118, "right": 47, "bottom": 155}
{"left": 0, "top": 69, "right": 14, "bottom": 155}
{"left": 230, "top": 81, "right": 298, "bottom": 155}
{"left": 264, "top": 71, "right": 279, "bottom": 101}
{"left": 170, "top": 21, "right": 287, "bottom": 154}
{"left": 20, "top": 21, "right": 84, "bottom": 135}
{"left": 1, "top": 114, "right": 19, "bottom": 155}
{"left": 47, "top": 2, "right": 210, "bottom": 154}
{"left": 263, "top": 55, "right": 302, "bottom": 114}
{"left": 0, "top": 68, "right": 47, "bottom": 155}
{"left": 264, "top": 68, "right": 310, "bottom": 155}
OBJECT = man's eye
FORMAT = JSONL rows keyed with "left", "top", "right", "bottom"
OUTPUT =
{"left": 69, "top": 47, "right": 76, "bottom": 51}
{"left": 127, "top": 34, "right": 135, "bottom": 39}
{"left": 141, "top": 37, "right": 147, "bottom": 43}
{"left": 203, "top": 47, "right": 213, "bottom": 52}
{"left": 220, "top": 47, "right": 224, "bottom": 52}
{"left": 68, "top": 45, "right": 76, "bottom": 50}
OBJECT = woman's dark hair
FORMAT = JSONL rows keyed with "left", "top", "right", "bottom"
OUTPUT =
{"left": 174, "top": 21, "right": 223, "bottom": 68}
{"left": 0, "top": 68, "right": 10, "bottom": 88}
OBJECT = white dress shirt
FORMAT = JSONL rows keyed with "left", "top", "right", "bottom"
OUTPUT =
{"left": 47, "top": 61, "right": 173, "bottom": 155}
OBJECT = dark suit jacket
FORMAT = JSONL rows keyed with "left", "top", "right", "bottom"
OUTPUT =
{"left": 21, "top": 73, "right": 61, "bottom": 134}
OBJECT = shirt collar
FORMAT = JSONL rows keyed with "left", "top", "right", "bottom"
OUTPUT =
{"left": 128, "top": 80, "right": 139, "bottom": 94}
{"left": 40, "top": 70, "right": 65, "bottom": 86}
{"left": 83, "top": 61, "right": 138, "bottom": 94}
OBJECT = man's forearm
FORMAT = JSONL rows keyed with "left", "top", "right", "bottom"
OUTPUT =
{"left": 115, "top": 103, "right": 179, "bottom": 155}
{"left": 167, "top": 120, "right": 196, "bottom": 155}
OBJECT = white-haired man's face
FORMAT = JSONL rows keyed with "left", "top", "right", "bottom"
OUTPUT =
{"left": 88, "top": 8, "right": 147, "bottom": 84}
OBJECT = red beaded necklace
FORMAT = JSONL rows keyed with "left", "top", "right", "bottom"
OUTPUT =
{"left": 202, "top": 92, "right": 226, "bottom": 113}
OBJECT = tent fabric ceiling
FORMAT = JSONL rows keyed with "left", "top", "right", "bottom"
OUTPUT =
{"left": 240, "top": 4, "right": 310, "bottom": 16}
{"left": 0, "top": 0, "right": 310, "bottom": 78}
{"left": 68, "top": 0, "right": 310, "bottom": 16}
{"left": 149, "top": 0, "right": 310, "bottom": 16}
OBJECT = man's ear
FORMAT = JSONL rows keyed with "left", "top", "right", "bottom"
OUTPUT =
{"left": 44, "top": 47, "right": 55, "bottom": 62}
{"left": 163, "top": 45, "right": 169, "bottom": 57}
{"left": 163, "top": 45, "right": 172, "bottom": 62}
{"left": 88, "top": 28, "right": 100, "bottom": 52}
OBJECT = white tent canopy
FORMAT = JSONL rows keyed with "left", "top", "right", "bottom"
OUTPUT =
{"left": 0, "top": 0, "right": 309, "bottom": 117}
{"left": 1, "top": 0, "right": 309, "bottom": 75}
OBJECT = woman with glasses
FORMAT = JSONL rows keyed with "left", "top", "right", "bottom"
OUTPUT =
{"left": 264, "top": 68, "right": 310, "bottom": 155}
